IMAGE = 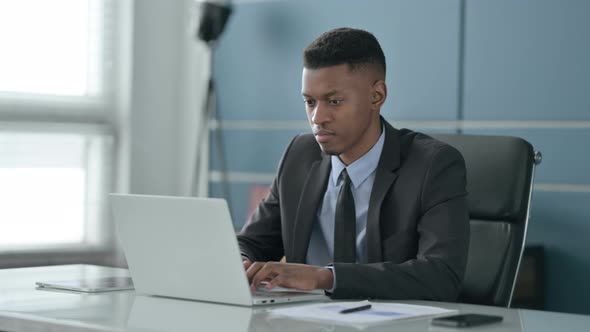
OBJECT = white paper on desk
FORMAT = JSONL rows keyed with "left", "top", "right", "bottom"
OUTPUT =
{"left": 269, "top": 300, "right": 456, "bottom": 327}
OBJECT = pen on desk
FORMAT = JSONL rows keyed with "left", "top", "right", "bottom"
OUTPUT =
{"left": 339, "top": 304, "right": 372, "bottom": 314}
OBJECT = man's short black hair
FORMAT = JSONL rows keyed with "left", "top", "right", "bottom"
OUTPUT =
{"left": 303, "top": 27, "right": 386, "bottom": 76}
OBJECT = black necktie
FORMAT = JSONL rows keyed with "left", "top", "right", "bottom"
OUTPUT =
{"left": 333, "top": 169, "right": 357, "bottom": 263}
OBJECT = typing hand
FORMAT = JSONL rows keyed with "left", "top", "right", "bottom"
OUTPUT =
{"left": 242, "top": 257, "right": 252, "bottom": 270}
{"left": 246, "top": 261, "right": 333, "bottom": 292}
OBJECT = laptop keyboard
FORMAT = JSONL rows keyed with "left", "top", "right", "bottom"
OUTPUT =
{"left": 254, "top": 290, "right": 308, "bottom": 298}
{"left": 254, "top": 284, "right": 324, "bottom": 299}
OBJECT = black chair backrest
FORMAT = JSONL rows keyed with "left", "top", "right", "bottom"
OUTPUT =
{"left": 432, "top": 134, "right": 537, "bottom": 307}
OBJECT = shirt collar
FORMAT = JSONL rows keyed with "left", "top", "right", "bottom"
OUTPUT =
{"left": 331, "top": 127, "right": 385, "bottom": 188}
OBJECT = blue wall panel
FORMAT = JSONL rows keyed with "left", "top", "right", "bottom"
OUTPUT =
{"left": 209, "top": 182, "right": 271, "bottom": 229}
{"left": 215, "top": 0, "right": 461, "bottom": 121}
{"left": 463, "top": 0, "right": 590, "bottom": 120}
{"left": 527, "top": 191, "right": 590, "bottom": 314}
{"left": 209, "top": 129, "right": 303, "bottom": 173}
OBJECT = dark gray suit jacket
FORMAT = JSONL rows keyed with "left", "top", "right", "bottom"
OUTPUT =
{"left": 238, "top": 120, "right": 470, "bottom": 301}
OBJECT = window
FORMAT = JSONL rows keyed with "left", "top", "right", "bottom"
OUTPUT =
{"left": 0, "top": 128, "right": 112, "bottom": 250}
{"left": 0, "top": 0, "right": 108, "bottom": 98}
{"left": 0, "top": 0, "right": 118, "bottom": 254}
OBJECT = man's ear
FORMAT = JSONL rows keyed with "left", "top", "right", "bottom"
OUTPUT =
{"left": 371, "top": 80, "right": 387, "bottom": 110}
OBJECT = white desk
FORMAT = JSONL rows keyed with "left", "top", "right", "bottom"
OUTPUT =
{"left": 0, "top": 264, "right": 588, "bottom": 332}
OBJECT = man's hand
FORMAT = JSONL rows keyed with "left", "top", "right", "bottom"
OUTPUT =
{"left": 246, "top": 261, "right": 333, "bottom": 292}
{"left": 242, "top": 257, "right": 252, "bottom": 270}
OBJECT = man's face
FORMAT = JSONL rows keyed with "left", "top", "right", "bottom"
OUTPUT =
{"left": 302, "top": 64, "right": 383, "bottom": 164}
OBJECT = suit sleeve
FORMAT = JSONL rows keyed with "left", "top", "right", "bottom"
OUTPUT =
{"left": 237, "top": 136, "right": 299, "bottom": 262}
{"left": 330, "top": 145, "right": 470, "bottom": 301}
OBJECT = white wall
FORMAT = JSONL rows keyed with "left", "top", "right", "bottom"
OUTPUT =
{"left": 126, "top": 0, "right": 209, "bottom": 197}
{"left": 108, "top": 0, "right": 210, "bottom": 267}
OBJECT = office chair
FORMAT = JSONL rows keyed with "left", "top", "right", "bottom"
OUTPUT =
{"left": 431, "top": 133, "right": 542, "bottom": 307}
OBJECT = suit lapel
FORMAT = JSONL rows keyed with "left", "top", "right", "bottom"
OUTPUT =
{"left": 366, "top": 121, "right": 401, "bottom": 263}
{"left": 290, "top": 154, "right": 331, "bottom": 263}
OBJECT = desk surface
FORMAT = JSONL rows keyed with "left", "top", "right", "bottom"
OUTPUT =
{"left": 0, "top": 264, "right": 588, "bottom": 332}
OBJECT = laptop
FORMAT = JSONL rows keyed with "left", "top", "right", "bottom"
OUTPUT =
{"left": 110, "top": 194, "right": 326, "bottom": 306}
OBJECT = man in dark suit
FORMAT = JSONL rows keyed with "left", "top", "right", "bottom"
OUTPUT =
{"left": 239, "top": 27, "right": 469, "bottom": 301}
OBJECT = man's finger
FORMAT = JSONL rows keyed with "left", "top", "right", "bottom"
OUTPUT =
{"left": 265, "top": 273, "right": 286, "bottom": 290}
{"left": 242, "top": 259, "right": 252, "bottom": 270}
{"left": 250, "top": 262, "right": 277, "bottom": 292}
{"left": 245, "top": 261, "right": 265, "bottom": 282}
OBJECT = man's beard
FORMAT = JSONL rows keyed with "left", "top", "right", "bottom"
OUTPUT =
{"left": 317, "top": 143, "right": 339, "bottom": 156}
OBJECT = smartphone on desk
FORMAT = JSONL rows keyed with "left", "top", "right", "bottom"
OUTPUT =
{"left": 431, "top": 313, "right": 503, "bottom": 327}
